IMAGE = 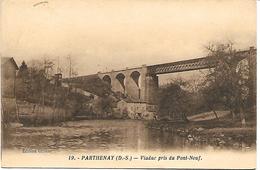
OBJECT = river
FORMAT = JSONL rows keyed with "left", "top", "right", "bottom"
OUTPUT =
{"left": 4, "top": 120, "right": 254, "bottom": 152}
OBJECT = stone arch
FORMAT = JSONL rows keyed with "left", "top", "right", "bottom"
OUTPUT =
{"left": 130, "top": 71, "right": 141, "bottom": 99}
{"left": 102, "top": 75, "right": 111, "bottom": 85}
{"left": 116, "top": 73, "right": 126, "bottom": 90}
{"left": 130, "top": 71, "right": 141, "bottom": 88}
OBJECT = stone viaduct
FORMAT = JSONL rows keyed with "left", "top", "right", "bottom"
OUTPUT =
{"left": 97, "top": 57, "right": 212, "bottom": 104}
{"left": 66, "top": 47, "right": 256, "bottom": 105}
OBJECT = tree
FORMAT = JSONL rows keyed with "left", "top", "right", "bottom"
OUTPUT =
{"left": 158, "top": 79, "right": 191, "bottom": 122}
{"left": 18, "top": 61, "right": 29, "bottom": 77}
{"left": 16, "top": 58, "right": 55, "bottom": 104}
{"left": 16, "top": 61, "right": 30, "bottom": 100}
{"left": 201, "top": 43, "right": 250, "bottom": 126}
{"left": 92, "top": 94, "right": 115, "bottom": 118}
{"left": 43, "top": 58, "right": 55, "bottom": 79}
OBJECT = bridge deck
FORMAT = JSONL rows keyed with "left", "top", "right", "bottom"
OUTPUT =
{"left": 147, "top": 57, "right": 215, "bottom": 75}
{"left": 147, "top": 49, "right": 253, "bottom": 75}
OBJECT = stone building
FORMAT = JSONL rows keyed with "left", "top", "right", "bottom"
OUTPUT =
{"left": 1, "top": 57, "right": 19, "bottom": 122}
{"left": 1, "top": 57, "right": 18, "bottom": 98}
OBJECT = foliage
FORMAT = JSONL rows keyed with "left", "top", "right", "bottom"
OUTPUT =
{"left": 15, "top": 60, "right": 89, "bottom": 113}
{"left": 16, "top": 61, "right": 30, "bottom": 99}
{"left": 157, "top": 42, "right": 252, "bottom": 124}
{"left": 158, "top": 79, "right": 191, "bottom": 121}
{"left": 92, "top": 95, "right": 115, "bottom": 118}
{"left": 201, "top": 43, "right": 250, "bottom": 123}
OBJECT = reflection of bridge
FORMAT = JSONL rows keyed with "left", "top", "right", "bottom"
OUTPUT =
{"left": 66, "top": 47, "right": 256, "bottom": 104}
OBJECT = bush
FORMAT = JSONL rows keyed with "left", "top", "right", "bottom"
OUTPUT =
{"left": 158, "top": 81, "right": 191, "bottom": 121}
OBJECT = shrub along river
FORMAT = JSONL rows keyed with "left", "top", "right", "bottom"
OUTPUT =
{"left": 3, "top": 120, "right": 255, "bottom": 152}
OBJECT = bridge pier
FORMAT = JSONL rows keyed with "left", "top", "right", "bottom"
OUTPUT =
{"left": 144, "top": 75, "right": 158, "bottom": 104}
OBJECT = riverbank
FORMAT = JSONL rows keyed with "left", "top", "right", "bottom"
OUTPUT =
{"left": 146, "top": 119, "right": 256, "bottom": 150}
{"left": 17, "top": 100, "right": 72, "bottom": 126}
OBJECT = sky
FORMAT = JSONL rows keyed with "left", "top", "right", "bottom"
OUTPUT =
{"left": 0, "top": 0, "right": 256, "bottom": 77}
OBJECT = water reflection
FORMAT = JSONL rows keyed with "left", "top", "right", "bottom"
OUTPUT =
{"left": 4, "top": 120, "right": 255, "bottom": 152}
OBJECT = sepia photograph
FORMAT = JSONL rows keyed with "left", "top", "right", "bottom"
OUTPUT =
{"left": 0, "top": 0, "right": 257, "bottom": 168}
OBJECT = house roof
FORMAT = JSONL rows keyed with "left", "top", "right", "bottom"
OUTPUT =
{"left": 1, "top": 57, "right": 19, "bottom": 70}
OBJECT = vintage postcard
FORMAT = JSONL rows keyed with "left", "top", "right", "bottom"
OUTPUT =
{"left": 0, "top": 0, "right": 257, "bottom": 169}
